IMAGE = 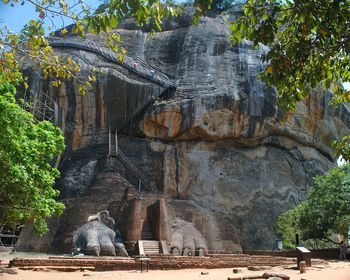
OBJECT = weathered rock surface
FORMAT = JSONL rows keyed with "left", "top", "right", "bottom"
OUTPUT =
{"left": 17, "top": 7, "right": 350, "bottom": 252}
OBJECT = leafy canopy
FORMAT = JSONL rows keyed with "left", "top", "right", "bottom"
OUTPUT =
{"left": 0, "top": 75, "right": 65, "bottom": 235}
{"left": 230, "top": 0, "right": 350, "bottom": 161}
{"left": 277, "top": 164, "right": 350, "bottom": 248}
{"left": 230, "top": 0, "right": 350, "bottom": 110}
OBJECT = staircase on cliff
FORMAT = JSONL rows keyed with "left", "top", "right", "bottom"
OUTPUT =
{"left": 49, "top": 39, "right": 176, "bottom": 130}
{"left": 108, "top": 128, "right": 159, "bottom": 193}
{"left": 116, "top": 150, "right": 159, "bottom": 193}
{"left": 44, "top": 38, "right": 177, "bottom": 195}
{"left": 22, "top": 85, "right": 60, "bottom": 125}
{"left": 50, "top": 39, "right": 175, "bottom": 195}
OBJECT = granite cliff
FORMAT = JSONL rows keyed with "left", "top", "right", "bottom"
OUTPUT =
{"left": 16, "top": 7, "right": 350, "bottom": 252}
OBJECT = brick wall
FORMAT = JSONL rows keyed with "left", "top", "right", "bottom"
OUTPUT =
{"left": 244, "top": 248, "right": 339, "bottom": 260}
{"left": 9, "top": 254, "right": 294, "bottom": 271}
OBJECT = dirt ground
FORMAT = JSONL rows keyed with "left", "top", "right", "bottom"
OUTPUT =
{"left": 1, "top": 260, "right": 350, "bottom": 280}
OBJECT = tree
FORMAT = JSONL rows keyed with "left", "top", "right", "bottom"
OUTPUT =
{"left": 0, "top": 74, "right": 65, "bottom": 235}
{"left": 277, "top": 164, "right": 350, "bottom": 248}
{"left": 230, "top": 0, "right": 350, "bottom": 160}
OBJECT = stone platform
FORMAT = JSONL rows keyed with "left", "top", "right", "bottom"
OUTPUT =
{"left": 9, "top": 254, "right": 294, "bottom": 271}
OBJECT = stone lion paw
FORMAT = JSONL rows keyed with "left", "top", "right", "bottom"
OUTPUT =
{"left": 170, "top": 218, "right": 208, "bottom": 256}
{"left": 72, "top": 220, "right": 117, "bottom": 256}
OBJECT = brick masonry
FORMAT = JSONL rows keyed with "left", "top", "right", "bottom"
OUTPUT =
{"left": 9, "top": 254, "right": 294, "bottom": 271}
{"left": 244, "top": 248, "right": 340, "bottom": 260}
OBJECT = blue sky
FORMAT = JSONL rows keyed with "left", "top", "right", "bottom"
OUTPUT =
{"left": 0, "top": 0, "right": 100, "bottom": 33}
{"left": 0, "top": 2, "right": 38, "bottom": 32}
{"left": 0, "top": 0, "right": 187, "bottom": 33}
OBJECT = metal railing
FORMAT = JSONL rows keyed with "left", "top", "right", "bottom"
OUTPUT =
{"left": 22, "top": 88, "right": 58, "bottom": 124}
{"left": 116, "top": 149, "right": 159, "bottom": 193}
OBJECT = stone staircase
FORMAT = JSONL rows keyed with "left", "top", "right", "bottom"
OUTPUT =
{"left": 142, "top": 240, "right": 161, "bottom": 255}
{"left": 141, "top": 220, "right": 154, "bottom": 240}
{"left": 136, "top": 220, "right": 162, "bottom": 255}
{"left": 50, "top": 38, "right": 175, "bottom": 195}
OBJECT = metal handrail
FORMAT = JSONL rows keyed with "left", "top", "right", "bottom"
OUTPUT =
{"left": 117, "top": 149, "right": 159, "bottom": 193}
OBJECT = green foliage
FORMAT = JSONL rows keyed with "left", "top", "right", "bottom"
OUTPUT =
{"left": 277, "top": 203, "right": 304, "bottom": 249}
{"left": 277, "top": 164, "right": 350, "bottom": 248}
{"left": 0, "top": 75, "right": 65, "bottom": 235}
{"left": 1, "top": 18, "right": 85, "bottom": 92}
{"left": 88, "top": 0, "right": 181, "bottom": 33}
{"left": 333, "top": 136, "right": 350, "bottom": 162}
{"left": 230, "top": 0, "right": 350, "bottom": 162}
{"left": 230, "top": 0, "right": 350, "bottom": 111}
{"left": 211, "top": 0, "right": 246, "bottom": 12}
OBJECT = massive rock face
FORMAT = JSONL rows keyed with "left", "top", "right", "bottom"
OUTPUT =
{"left": 16, "top": 8, "right": 350, "bottom": 252}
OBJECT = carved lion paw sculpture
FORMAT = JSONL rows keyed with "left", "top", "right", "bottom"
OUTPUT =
{"left": 170, "top": 218, "right": 208, "bottom": 256}
{"left": 72, "top": 210, "right": 128, "bottom": 257}
{"left": 72, "top": 220, "right": 116, "bottom": 256}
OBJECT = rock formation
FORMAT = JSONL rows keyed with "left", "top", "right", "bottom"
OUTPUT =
{"left": 16, "top": 6, "right": 350, "bottom": 253}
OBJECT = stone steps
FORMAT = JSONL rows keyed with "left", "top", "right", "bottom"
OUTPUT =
{"left": 142, "top": 240, "right": 161, "bottom": 255}
{"left": 140, "top": 220, "right": 155, "bottom": 240}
